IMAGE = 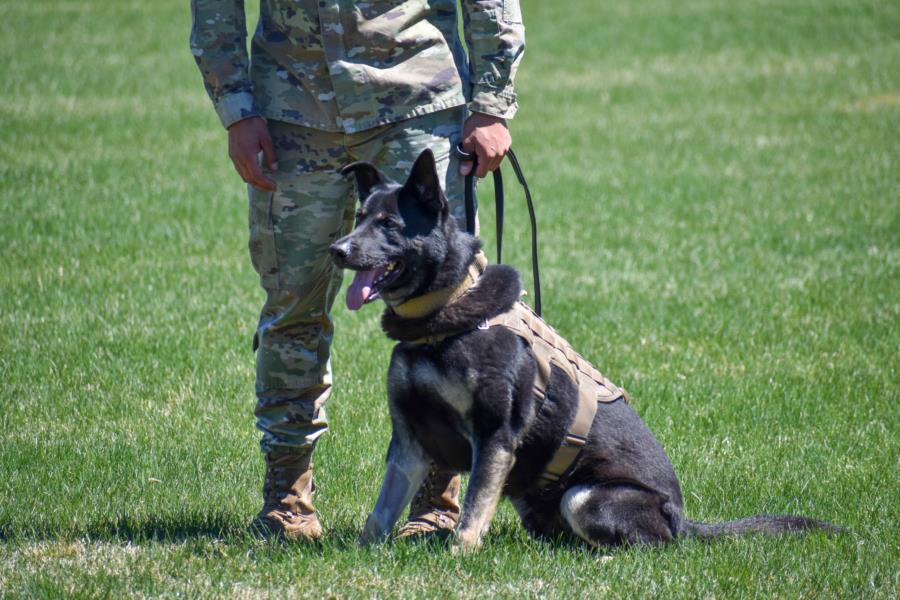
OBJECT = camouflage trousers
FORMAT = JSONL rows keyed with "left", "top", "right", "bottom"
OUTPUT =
{"left": 249, "top": 106, "right": 468, "bottom": 453}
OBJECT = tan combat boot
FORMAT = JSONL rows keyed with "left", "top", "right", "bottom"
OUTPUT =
{"left": 396, "top": 465, "right": 461, "bottom": 538}
{"left": 250, "top": 449, "right": 323, "bottom": 541}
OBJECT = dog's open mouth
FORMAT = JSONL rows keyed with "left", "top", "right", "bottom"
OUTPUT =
{"left": 346, "top": 261, "right": 403, "bottom": 310}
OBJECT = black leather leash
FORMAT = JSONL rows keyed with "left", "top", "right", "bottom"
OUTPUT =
{"left": 454, "top": 145, "right": 542, "bottom": 316}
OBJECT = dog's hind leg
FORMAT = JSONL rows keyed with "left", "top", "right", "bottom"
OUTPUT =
{"left": 559, "top": 483, "right": 681, "bottom": 547}
{"left": 359, "top": 429, "right": 429, "bottom": 545}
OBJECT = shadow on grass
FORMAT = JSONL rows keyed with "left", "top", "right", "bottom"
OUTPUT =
{"left": 1, "top": 513, "right": 241, "bottom": 543}
{"left": 0, "top": 512, "right": 358, "bottom": 548}
{"left": 0, "top": 513, "right": 635, "bottom": 558}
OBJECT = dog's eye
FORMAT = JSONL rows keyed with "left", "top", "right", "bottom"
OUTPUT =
{"left": 378, "top": 214, "right": 399, "bottom": 229}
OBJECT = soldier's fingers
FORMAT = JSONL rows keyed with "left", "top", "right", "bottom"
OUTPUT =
{"left": 485, "top": 152, "right": 504, "bottom": 174}
{"left": 231, "top": 157, "right": 253, "bottom": 185}
{"left": 459, "top": 134, "right": 478, "bottom": 176}
{"left": 475, "top": 149, "right": 492, "bottom": 178}
{"left": 260, "top": 133, "right": 279, "bottom": 172}
{"left": 232, "top": 153, "right": 253, "bottom": 184}
{"left": 230, "top": 146, "right": 259, "bottom": 178}
{"left": 247, "top": 159, "right": 277, "bottom": 192}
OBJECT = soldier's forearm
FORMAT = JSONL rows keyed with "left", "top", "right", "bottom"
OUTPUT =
{"left": 461, "top": 0, "right": 526, "bottom": 120}
{"left": 189, "top": 0, "right": 258, "bottom": 128}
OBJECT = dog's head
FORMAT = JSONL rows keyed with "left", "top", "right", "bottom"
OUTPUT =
{"left": 330, "top": 149, "right": 462, "bottom": 310}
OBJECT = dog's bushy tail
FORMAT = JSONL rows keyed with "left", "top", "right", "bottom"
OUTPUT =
{"left": 681, "top": 515, "right": 841, "bottom": 540}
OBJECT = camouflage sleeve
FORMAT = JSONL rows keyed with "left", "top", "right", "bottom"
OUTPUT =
{"left": 461, "top": 0, "right": 526, "bottom": 120}
{"left": 189, "top": 0, "right": 259, "bottom": 129}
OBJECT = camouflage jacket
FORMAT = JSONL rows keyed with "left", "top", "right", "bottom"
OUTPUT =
{"left": 190, "top": 0, "right": 525, "bottom": 132}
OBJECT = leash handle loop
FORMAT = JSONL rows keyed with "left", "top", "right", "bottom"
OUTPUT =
{"left": 453, "top": 145, "right": 479, "bottom": 237}
{"left": 453, "top": 145, "right": 502, "bottom": 262}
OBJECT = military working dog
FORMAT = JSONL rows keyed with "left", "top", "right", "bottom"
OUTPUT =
{"left": 330, "top": 149, "right": 835, "bottom": 552}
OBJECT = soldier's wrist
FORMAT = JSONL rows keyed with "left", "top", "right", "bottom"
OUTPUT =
{"left": 215, "top": 91, "right": 261, "bottom": 129}
{"left": 467, "top": 92, "right": 518, "bottom": 121}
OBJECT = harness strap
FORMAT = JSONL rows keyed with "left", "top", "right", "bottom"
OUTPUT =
{"left": 536, "top": 385, "right": 598, "bottom": 487}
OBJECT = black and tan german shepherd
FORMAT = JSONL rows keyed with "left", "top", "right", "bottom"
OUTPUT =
{"left": 330, "top": 149, "right": 836, "bottom": 552}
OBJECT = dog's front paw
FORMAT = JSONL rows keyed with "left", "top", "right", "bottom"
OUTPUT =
{"left": 451, "top": 529, "right": 483, "bottom": 555}
{"left": 358, "top": 514, "right": 389, "bottom": 547}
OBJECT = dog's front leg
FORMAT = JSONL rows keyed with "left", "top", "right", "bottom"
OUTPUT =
{"left": 359, "top": 428, "right": 428, "bottom": 546}
{"left": 453, "top": 438, "right": 516, "bottom": 553}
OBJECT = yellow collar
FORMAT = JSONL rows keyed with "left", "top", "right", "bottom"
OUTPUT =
{"left": 391, "top": 252, "right": 487, "bottom": 319}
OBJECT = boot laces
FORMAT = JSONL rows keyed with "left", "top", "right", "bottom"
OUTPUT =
{"left": 410, "top": 468, "right": 438, "bottom": 511}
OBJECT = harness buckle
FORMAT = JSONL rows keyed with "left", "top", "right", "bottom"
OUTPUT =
{"left": 563, "top": 433, "right": 587, "bottom": 447}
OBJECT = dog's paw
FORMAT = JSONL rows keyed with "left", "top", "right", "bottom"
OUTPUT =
{"left": 357, "top": 531, "right": 374, "bottom": 547}
{"left": 451, "top": 530, "right": 483, "bottom": 555}
{"left": 358, "top": 514, "right": 388, "bottom": 547}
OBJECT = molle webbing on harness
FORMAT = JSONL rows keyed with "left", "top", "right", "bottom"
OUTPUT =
{"left": 487, "top": 302, "right": 624, "bottom": 404}
{"left": 487, "top": 301, "right": 627, "bottom": 487}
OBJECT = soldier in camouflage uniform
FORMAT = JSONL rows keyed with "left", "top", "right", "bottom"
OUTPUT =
{"left": 190, "top": 0, "right": 525, "bottom": 540}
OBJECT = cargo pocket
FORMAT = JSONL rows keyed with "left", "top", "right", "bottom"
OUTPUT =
{"left": 248, "top": 185, "right": 279, "bottom": 288}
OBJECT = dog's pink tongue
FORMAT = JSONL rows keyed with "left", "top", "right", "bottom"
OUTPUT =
{"left": 346, "top": 269, "right": 377, "bottom": 311}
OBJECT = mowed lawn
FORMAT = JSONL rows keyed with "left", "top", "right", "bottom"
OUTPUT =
{"left": 1, "top": 0, "right": 898, "bottom": 597}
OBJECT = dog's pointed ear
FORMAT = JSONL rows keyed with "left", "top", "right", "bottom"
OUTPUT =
{"left": 403, "top": 149, "right": 446, "bottom": 213}
{"left": 340, "top": 161, "right": 387, "bottom": 202}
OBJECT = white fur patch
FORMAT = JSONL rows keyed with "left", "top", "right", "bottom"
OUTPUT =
{"left": 560, "top": 485, "right": 598, "bottom": 545}
{"left": 465, "top": 368, "right": 480, "bottom": 390}
{"left": 411, "top": 362, "right": 473, "bottom": 415}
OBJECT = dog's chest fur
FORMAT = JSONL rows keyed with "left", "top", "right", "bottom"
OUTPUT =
{"left": 386, "top": 325, "right": 572, "bottom": 492}
{"left": 391, "top": 351, "right": 477, "bottom": 421}
{"left": 387, "top": 344, "right": 481, "bottom": 471}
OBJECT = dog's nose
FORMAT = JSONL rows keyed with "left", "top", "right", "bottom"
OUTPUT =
{"left": 329, "top": 240, "right": 351, "bottom": 265}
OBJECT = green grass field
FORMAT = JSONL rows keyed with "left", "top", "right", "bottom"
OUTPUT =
{"left": 1, "top": 0, "right": 898, "bottom": 597}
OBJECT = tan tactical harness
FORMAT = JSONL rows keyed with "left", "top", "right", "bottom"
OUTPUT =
{"left": 395, "top": 259, "right": 627, "bottom": 488}
{"left": 486, "top": 301, "right": 626, "bottom": 486}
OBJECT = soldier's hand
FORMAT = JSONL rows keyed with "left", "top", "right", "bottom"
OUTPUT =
{"left": 459, "top": 112, "right": 511, "bottom": 179}
{"left": 227, "top": 116, "right": 278, "bottom": 192}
